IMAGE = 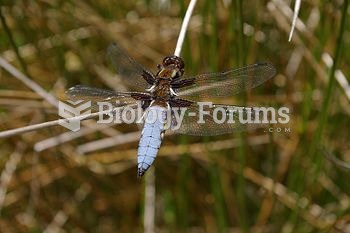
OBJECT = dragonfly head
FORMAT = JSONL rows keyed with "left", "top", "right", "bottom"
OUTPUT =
{"left": 157, "top": 55, "right": 184, "bottom": 79}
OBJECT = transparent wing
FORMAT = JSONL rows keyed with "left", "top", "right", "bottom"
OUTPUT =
{"left": 107, "top": 43, "right": 154, "bottom": 91}
{"left": 66, "top": 85, "right": 148, "bottom": 111}
{"left": 176, "top": 62, "right": 276, "bottom": 101}
{"left": 170, "top": 103, "right": 267, "bottom": 136}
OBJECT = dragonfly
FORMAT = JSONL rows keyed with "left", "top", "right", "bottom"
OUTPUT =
{"left": 66, "top": 43, "right": 276, "bottom": 178}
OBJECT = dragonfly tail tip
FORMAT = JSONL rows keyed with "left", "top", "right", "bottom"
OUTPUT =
{"left": 137, "top": 168, "right": 146, "bottom": 180}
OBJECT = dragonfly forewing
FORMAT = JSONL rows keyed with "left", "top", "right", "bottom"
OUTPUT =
{"left": 176, "top": 62, "right": 276, "bottom": 101}
{"left": 107, "top": 43, "right": 155, "bottom": 91}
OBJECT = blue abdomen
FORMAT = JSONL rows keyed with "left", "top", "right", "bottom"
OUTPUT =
{"left": 137, "top": 106, "right": 167, "bottom": 178}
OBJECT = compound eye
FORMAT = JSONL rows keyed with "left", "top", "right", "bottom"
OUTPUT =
{"left": 163, "top": 57, "right": 173, "bottom": 66}
{"left": 162, "top": 56, "right": 184, "bottom": 72}
{"left": 176, "top": 57, "right": 185, "bottom": 70}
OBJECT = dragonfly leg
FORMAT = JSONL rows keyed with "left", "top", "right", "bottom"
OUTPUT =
{"left": 142, "top": 70, "right": 156, "bottom": 85}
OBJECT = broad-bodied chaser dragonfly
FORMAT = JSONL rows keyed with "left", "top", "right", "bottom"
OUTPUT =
{"left": 67, "top": 43, "right": 276, "bottom": 178}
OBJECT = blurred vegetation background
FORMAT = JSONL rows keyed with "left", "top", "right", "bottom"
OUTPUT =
{"left": 0, "top": 0, "right": 349, "bottom": 232}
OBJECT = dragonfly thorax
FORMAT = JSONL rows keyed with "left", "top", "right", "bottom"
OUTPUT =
{"left": 150, "top": 55, "right": 184, "bottom": 103}
{"left": 152, "top": 79, "right": 172, "bottom": 102}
